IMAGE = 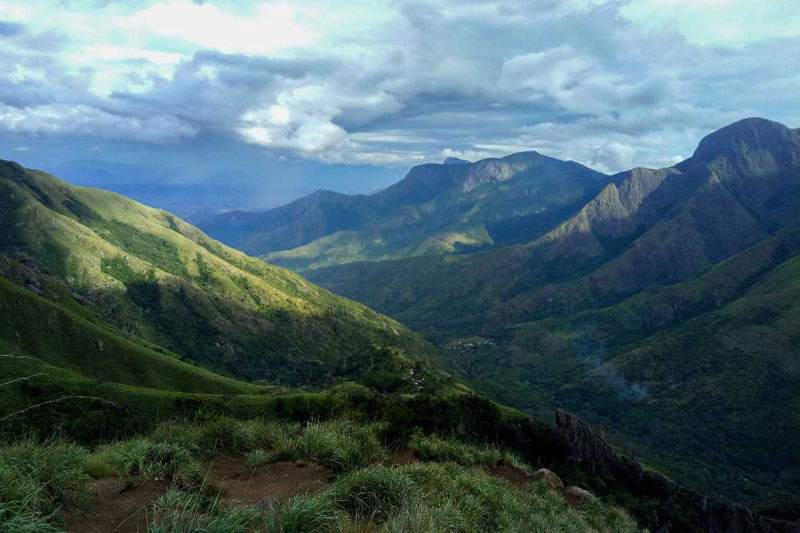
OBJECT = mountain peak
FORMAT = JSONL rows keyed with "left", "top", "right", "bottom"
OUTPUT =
{"left": 688, "top": 117, "right": 798, "bottom": 166}
{"left": 443, "top": 156, "right": 471, "bottom": 165}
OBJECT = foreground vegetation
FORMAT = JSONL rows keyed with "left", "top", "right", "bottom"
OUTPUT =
{"left": 0, "top": 418, "right": 643, "bottom": 532}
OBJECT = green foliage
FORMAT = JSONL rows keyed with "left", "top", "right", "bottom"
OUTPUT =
{"left": 148, "top": 489, "right": 264, "bottom": 533}
{"left": 88, "top": 438, "right": 203, "bottom": 490}
{"left": 272, "top": 420, "right": 387, "bottom": 474}
{"left": 0, "top": 276, "right": 268, "bottom": 396}
{"left": 0, "top": 441, "right": 90, "bottom": 526}
{"left": 0, "top": 416, "right": 643, "bottom": 533}
{"left": 95, "top": 219, "right": 190, "bottom": 279}
{"left": 0, "top": 160, "right": 442, "bottom": 391}
{"left": 0, "top": 502, "right": 59, "bottom": 533}
{"left": 245, "top": 448, "right": 269, "bottom": 469}
{"left": 407, "top": 431, "right": 528, "bottom": 471}
{"left": 330, "top": 466, "right": 418, "bottom": 520}
{"left": 265, "top": 494, "right": 339, "bottom": 533}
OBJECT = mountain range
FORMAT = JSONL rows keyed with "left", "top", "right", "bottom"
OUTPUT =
{"left": 3, "top": 137, "right": 800, "bottom": 530}
{"left": 199, "top": 118, "right": 800, "bottom": 509}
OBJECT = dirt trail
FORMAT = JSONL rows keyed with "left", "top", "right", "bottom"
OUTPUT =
{"left": 64, "top": 478, "right": 168, "bottom": 533}
{"left": 64, "top": 461, "right": 328, "bottom": 532}
{"left": 207, "top": 458, "right": 328, "bottom": 508}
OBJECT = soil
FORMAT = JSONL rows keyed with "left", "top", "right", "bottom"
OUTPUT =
{"left": 63, "top": 478, "right": 169, "bottom": 533}
{"left": 206, "top": 458, "right": 328, "bottom": 508}
{"left": 383, "top": 450, "right": 419, "bottom": 467}
{"left": 487, "top": 464, "right": 536, "bottom": 488}
{"left": 64, "top": 460, "right": 328, "bottom": 532}
{"left": 63, "top": 455, "right": 537, "bottom": 532}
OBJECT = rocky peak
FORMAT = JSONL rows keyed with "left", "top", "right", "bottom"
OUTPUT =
{"left": 685, "top": 118, "right": 800, "bottom": 170}
{"left": 443, "top": 156, "right": 471, "bottom": 165}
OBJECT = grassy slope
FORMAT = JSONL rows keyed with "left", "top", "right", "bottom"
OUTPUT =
{"left": 0, "top": 160, "right": 439, "bottom": 388}
{"left": 0, "top": 418, "right": 643, "bottom": 533}
{"left": 0, "top": 277, "right": 272, "bottom": 395}
{"left": 225, "top": 155, "right": 608, "bottom": 270}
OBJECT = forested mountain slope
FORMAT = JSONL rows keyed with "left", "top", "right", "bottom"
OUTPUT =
{"left": 299, "top": 119, "right": 800, "bottom": 507}
{"left": 0, "top": 160, "right": 439, "bottom": 388}
{"left": 199, "top": 151, "right": 609, "bottom": 269}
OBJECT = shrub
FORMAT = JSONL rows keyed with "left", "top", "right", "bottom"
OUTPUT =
{"left": 245, "top": 448, "right": 269, "bottom": 470}
{"left": 148, "top": 489, "right": 265, "bottom": 533}
{"left": 330, "top": 466, "right": 418, "bottom": 521}
{"left": 263, "top": 493, "right": 338, "bottom": 533}
{"left": 273, "top": 420, "right": 386, "bottom": 473}
{"left": 0, "top": 501, "right": 60, "bottom": 533}
{"left": 0, "top": 441, "right": 90, "bottom": 515}
{"left": 407, "top": 431, "right": 528, "bottom": 471}
{"left": 88, "top": 439, "right": 203, "bottom": 489}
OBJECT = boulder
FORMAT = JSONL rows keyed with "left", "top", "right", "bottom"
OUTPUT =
{"left": 559, "top": 486, "right": 596, "bottom": 509}
{"left": 531, "top": 468, "right": 564, "bottom": 490}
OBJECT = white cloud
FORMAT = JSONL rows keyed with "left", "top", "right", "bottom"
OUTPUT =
{"left": 0, "top": 104, "right": 197, "bottom": 143}
{"left": 120, "top": 1, "right": 315, "bottom": 55}
{"left": 0, "top": 0, "right": 798, "bottom": 173}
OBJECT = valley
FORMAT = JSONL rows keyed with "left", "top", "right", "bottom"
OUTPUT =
{"left": 203, "top": 118, "right": 800, "bottom": 510}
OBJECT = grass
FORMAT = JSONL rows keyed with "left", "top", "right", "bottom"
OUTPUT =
{"left": 407, "top": 431, "right": 530, "bottom": 472}
{"left": 0, "top": 276, "right": 269, "bottom": 395}
{"left": 0, "top": 418, "right": 644, "bottom": 533}
{"left": 0, "top": 160, "right": 442, "bottom": 390}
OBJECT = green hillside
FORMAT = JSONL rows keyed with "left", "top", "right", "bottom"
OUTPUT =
{"left": 199, "top": 152, "right": 608, "bottom": 270}
{"left": 297, "top": 119, "right": 800, "bottom": 508}
{"left": 0, "top": 159, "right": 439, "bottom": 389}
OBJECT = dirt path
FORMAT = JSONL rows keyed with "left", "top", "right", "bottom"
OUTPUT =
{"left": 207, "top": 458, "right": 328, "bottom": 508}
{"left": 64, "top": 460, "right": 328, "bottom": 532}
{"left": 64, "top": 478, "right": 168, "bottom": 533}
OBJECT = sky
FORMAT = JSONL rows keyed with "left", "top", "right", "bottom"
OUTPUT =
{"left": 1, "top": 0, "right": 799, "bottom": 217}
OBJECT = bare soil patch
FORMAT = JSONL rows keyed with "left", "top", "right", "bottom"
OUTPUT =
{"left": 64, "top": 478, "right": 168, "bottom": 533}
{"left": 487, "top": 464, "right": 535, "bottom": 488}
{"left": 206, "top": 458, "right": 328, "bottom": 508}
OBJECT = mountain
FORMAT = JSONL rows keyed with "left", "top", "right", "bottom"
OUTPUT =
{"left": 198, "top": 151, "right": 609, "bottom": 270}
{"left": 208, "top": 118, "right": 800, "bottom": 509}
{"left": 2, "top": 153, "right": 799, "bottom": 532}
{"left": 0, "top": 159, "right": 443, "bottom": 389}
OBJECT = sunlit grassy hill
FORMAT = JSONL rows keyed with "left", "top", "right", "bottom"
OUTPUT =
{"left": 0, "top": 159, "right": 439, "bottom": 388}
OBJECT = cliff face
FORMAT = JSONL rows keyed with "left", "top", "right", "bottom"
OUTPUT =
{"left": 553, "top": 411, "right": 800, "bottom": 533}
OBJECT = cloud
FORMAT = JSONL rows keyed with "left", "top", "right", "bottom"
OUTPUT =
{"left": 0, "top": 0, "right": 798, "bottom": 175}
{"left": 0, "top": 104, "right": 197, "bottom": 142}
{"left": 0, "top": 20, "right": 26, "bottom": 37}
{"left": 119, "top": 1, "right": 315, "bottom": 55}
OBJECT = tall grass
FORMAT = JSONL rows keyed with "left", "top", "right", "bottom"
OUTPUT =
{"left": 0, "top": 418, "right": 644, "bottom": 533}
{"left": 273, "top": 420, "right": 387, "bottom": 473}
{"left": 407, "top": 431, "right": 530, "bottom": 472}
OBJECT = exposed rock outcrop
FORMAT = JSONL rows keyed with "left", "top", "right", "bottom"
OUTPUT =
{"left": 531, "top": 468, "right": 564, "bottom": 490}
{"left": 559, "top": 486, "right": 596, "bottom": 509}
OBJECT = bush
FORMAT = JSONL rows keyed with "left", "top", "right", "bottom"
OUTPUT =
{"left": 245, "top": 448, "right": 269, "bottom": 469}
{"left": 330, "top": 466, "right": 418, "bottom": 521}
{"left": 148, "top": 489, "right": 265, "bottom": 533}
{"left": 0, "top": 441, "right": 90, "bottom": 516}
{"left": 0, "top": 501, "right": 60, "bottom": 533}
{"left": 88, "top": 438, "right": 203, "bottom": 490}
{"left": 273, "top": 420, "right": 386, "bottom": 473}
{"left": 407, "top": 431, "right": 528, "bottom": 471}
{"left": 263, "top": 494, "right": 339, "bottom": 533}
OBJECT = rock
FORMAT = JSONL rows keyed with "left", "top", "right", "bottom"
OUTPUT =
{"left": 559, "top": 486, "right": 596, "bottom": 509}
{"left": 531, "top": 468, "right": 563, "bottom": 490}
